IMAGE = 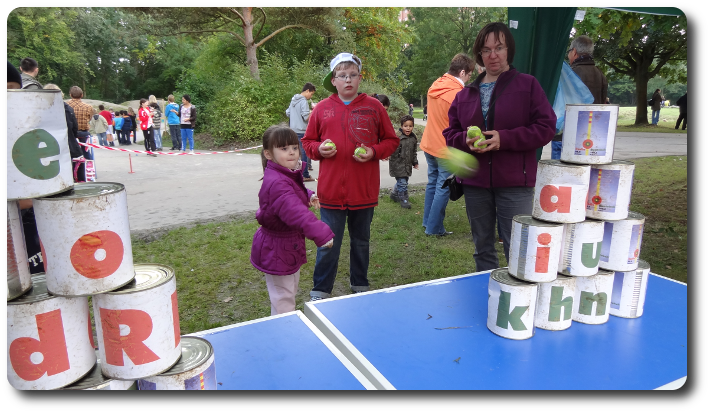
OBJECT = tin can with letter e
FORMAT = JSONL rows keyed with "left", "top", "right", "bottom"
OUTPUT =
{"left": 599, "top": 212, "right": 645, "bottom": 272}
{"left": 7, "top": 201, "right": 33, "bottom": 300}
{"left": 7, "top": 274, "right": 96, "bottom": 390}
{"left": 61, "top": 350, "right": 137, "bottom": 390}
{"left": 558, "top": 219, "right": 605, "bottom": 277}
{"left": 7, "top": 90, "right": 73, "bottom": 200}
{"left": 33, "top": 182, "right": 135, "bottom": 297}
{"left": 508, "top": 215, "right": 564, "bottom": 283}
{"left": 487, "top": 268, "right": 538, "bottom": 340}
{"left": 560, "top": 104, "right": 619, "bottom": 164}
{"left": 532, "top": 160, "right": 590, "bottom": 223}
{"left": 92, "top": 264, "right": 181, "bottom": 380}
{"left": 137, "top": 336, "right": 216, "bottom": 390}
{"left": 534, "top": 274, "right": 576, "bottom": 331}
{"left": 572, "top": 269, "right": 615, "bottom": 325}
{"left": 586, "top": 161, "right": 635, "bottom": 221}
{"left": 610, "top": 260, "right": 651, "bottom": 319}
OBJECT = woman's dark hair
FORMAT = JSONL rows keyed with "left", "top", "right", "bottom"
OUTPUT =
{"left": 472, "top": 22, "right": 515, "bottom": 68}
{"left": 372, "top": 93, "right": 390, "bottom": 108}
{"left": 139, "top": 98, "right": 147, "bottom": 106}
{"left": 182, "top": 94, "right": 191, "bottom": 103}
{"left": 261, "top": 125, "right": 300, "bottom": 172}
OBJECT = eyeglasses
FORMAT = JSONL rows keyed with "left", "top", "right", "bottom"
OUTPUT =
{"left": 334, "top": 74, "right": 360, "bottom": 81}
{"left": 480, "top": 46, "right": 507, "bottom": 57}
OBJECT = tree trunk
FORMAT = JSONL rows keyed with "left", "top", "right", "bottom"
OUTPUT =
{"left": 242, "top": 7, "right": 260, "bottom": 80}
{"left": 634, "top": 75, "right": 649, "bottom": 125}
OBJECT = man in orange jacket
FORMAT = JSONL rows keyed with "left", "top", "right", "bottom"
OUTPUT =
{"left": 419, "top": 53, "right": 476, "bottom": 236}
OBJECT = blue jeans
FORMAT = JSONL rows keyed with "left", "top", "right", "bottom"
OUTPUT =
{"left": 96, "top": 132, "right": 108, "bottom": 146}
{"left": 311, "top": 207, "right": 374, "bottom": 298}
{"left": 154, "top": 127, "right": 162, "bottom": 149}
{"left": 551, "top": 141, "right": 562, "bottom": 159}
{"left": 297, "top": 133, "right": 310, "bottom": 178}
{"left": 652, "top": 110, "right": 660, "bottom": 125}
{"left": 181, "top": 128, "right": 194, "bottom": 150}
{"left": 394, "top": 177, "right": 409, "bottom": 193}
{"left": 422, "top": 152, "right": 450, "bottom": 235}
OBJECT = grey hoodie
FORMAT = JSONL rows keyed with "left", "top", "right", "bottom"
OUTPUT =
{"left": 285, "top": 94, "right": 310, "bottom": 134}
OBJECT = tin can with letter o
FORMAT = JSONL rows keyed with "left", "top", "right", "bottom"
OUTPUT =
{"left": 7, "top": 90, "right": 74, "bottom": 200}
{"left": 508, "top": 215, "right": 563, "bottom": 283}
{"left": 558, "top": 219, "right": 605, "bottom": 277}
{"left": 7, "top": 201, "right": 33, "bottom": 300}
{"left": 599, "top": 212, "right": 645, "bottom": 272}
{"left": 33, "top": 182, "right": 135, "bottom": 297}
{"left": 534, "top": 274, "right": 576, "bottom": 331}
{"left": 560, "top": 104, "right": 619, "bottom": 164}
{"left": 7, "top": 274, "right": 96, "bottom": 390}
{"left": 487, "top": 268, "right": 538, "bottom": 340}
{"left": 610, "top": 260, "right": 651, "bottom": 319}
{"left": 572, "top": 269, "right": 615, "bottom": 325}
{"left": 532, "top": 160, "right": 590, "bottom": 223}
{"left": 586, "top": 161, "right": 635, "bottom": 221}
{"left": 137, "top": 337, "right": 216, "bottom": 390}
{"left": 92, "top": 264, "right": 181, "bottom": 380}
{"left": 61, "top": 350, "right": 137, "bottom": 390}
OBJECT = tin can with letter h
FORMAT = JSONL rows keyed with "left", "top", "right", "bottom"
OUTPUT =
{"left": 534, "top": 274, "right": 576, "bottom": 331}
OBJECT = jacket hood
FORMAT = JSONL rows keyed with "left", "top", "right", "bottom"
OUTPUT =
{"left": 428, "top": 73, "right": 464, "bottom": 100}
{"left": 290, "top": 94, "right": 307, "bottom": 105}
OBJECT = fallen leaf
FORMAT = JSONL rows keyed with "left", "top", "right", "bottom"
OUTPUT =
{"left": 435, "top": 326, "right": 472, "bottom": 330}
{"left": 666, "top": 265, "right": 672, "bottom": 270}
{"left": 415, "top": 212, "right": 420, "bottom": 215}
{"left": 218, "top": 382, "right": 223, "bottom": 385}
{"left": 223, "top": 297, "right": 233, "bottom": 303}
{"left": 405, "top": 243, "right": 409, "bottom": 247}
{"left": 454, "top": 357, "right": 461, "bottom": 363}
{"left": 426, "top": 314, "right": 432, "bottom": 320}
{"left": 375, "top": 264, "right": 382, "bottom": 268}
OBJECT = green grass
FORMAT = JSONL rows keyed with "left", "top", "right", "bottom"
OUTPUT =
{"left": 131, "top": 156, "right": 687, "bottom": 334}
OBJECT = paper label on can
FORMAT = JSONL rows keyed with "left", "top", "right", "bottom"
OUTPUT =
{"left": 574, "top": 111, "right": 610, "bottom": 156}
{"left": 137, "top": 379, "right": 157, "bottom": 390}
{"left": 587, "top": 169, "right": 620, "bottom": 213}
{"left": 600, "top": 222, "right": 613, "bottom": 263}
{"left": 610, "top": 272, "right": 624, "bottom": 310}
{"left": 184, "top": 361, "right": 216, "bottom": 390}
{"left": 627, "top": 224, "right": 643, "bottom": 264}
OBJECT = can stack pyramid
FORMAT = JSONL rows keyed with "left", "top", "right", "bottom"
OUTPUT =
{"left": 487, "top": 104, "right": 652, "bottom": 340}
{"left": 7, "top": 90, "right": 214, "bottom": 390}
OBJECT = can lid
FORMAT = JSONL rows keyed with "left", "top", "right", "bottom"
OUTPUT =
{"left": 8, "top": 273, "right": 52, "bottom": 305}
{"left": 158, "top": 337, "right": 214, "bottom": 376}
{"left": 61, "top": 351, "right": 111, "bottom": 390}
{"left": 626, "top": 211, "right": 645, "bottom": 221}
{"left": 39, "top": 182, "right": 124, "bottom": 200}
{"left": 595, "top": 269, "right": 615, "bottom": 277}
{"left": 592, "top": 160, "right": 635, "bottom": 168}
{"left": 513, "top": 214, "right": 563, "bottom": 228}
{"left": 105, "top": 264, "right": 174, "bottom": 294}
{"left": 565, "top": 103, "right": 619, "bottom": 107}
{"left": 491, "top": 268, "right": 538, "bottom": 286}
{"left": 538, "top": 159, "right": 590, "bottom": 169}
{"left": 637, "top": 259, "right": 650, "bottom": 270}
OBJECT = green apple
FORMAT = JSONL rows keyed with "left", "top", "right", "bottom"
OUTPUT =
{"left": 354, "top": 147, "right": 367, "bottom": 157}
{"left": 441, "top": 147, "right": 479, "bottom": 179}
{"left": 323, "top": 142, "right": 336, "bottom": 150}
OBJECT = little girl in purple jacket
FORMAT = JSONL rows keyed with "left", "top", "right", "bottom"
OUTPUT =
{"left": 250, "top": 126, "right": 334, "bottom": 315}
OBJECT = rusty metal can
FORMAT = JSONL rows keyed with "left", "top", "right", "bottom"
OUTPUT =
{"left": 487, "top": 268, "right": 538, "bottom": 340}
{"left": 61, "top": 350, "right": 137, "bottom": 390}
{"left": 92, "top": 264, "right": 182, "bottom": 380}
{"left": 7, "top": 273, "right": 96, "bottom": 390}
{"left": 558, "top": 219, "right": 606, "bottom": 277}
{"left": 586, "top": 160, "right": 635, "bottom": 221}
{"left": 532, "top": 160, "right": 591, "bottom": 223}
{"left": 560, "top": 104, "right": 620, "bottom": 164}
{"left": 534, "top": 274, "right": 576, "bottom": 331}
{"left": 7, "top": 201, "right": 33, "bottom": 300}
{"left": 599, "top": 212, "right": 645, "bottom": 271}
{"left": 508, "top": 215, "right": 564, "bottom": 283}
{"left": 32, "top": 182, "right": 135, "bottom": 297}
{"left": 610, "top": 260, "right": 651, "bottom": 319}
{"left": 137, "top": 337, "right": 216, "bottom": 390}
{"left": 572, "top": 269, "right": 615, "bottom": 325}
{"left": 7, "top": 89, "right": 74, "bottom": 200}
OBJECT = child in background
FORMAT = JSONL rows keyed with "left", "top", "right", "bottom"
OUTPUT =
{"left": 121, "top": 111, "right": 133, "bottom": 145}
{"left": 388, "top": 115, "right": 419, "bottom": 209}
{"left": 250, "top": 126, "right": 334, "bottom": 315}
{"left": 372, "top": 93, "right": 390, "bottom": 111}
{"left": 301, "top": 52, "right": 399, "bottom": 301}
{"left": 113, "top": 111, "right": 124, "bottom": 144}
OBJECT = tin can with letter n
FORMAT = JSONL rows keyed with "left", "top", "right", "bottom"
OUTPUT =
{"left": 508, "top": 215, "right": 564, "bottom": 283}
{"left": 487, "top": 268, "right": 538, "bottom": 340}
{"left": 572, "top": 269, "right": 615, "bottom": 325}
{"left": 532, "top": 160, "right": 590, "bottom": 223}
{"left": 92, "top": 264, "right": 182, "bottom": 380}
{"left": 558, "top": 219, "right": 605, "bottom": 277}
{"left": 598, "top": 212, "right": 645, "bottom": 272}
{"left": 560, "top": 104, "right": 619, "bottom": 165}
{"left": 7, "top": 201, "right": 33, "bottom": 301}
{"left": 137, "top": 336, "right": 217, "bottom": 390}
{"left": 32, "top": 182, "right": 135, "bottom": 297}
{"left": 534, "top": 274, "right": 576, "bottom": 331}
{"left": 7, "top": 274, "right": 96, "bottom": 390}
{"left": 586, "top": 160, "right": 635, "bottom": 221}
{"left": 61, "top": 350, "right": 137, "bottom": 390}
{"left": 7, "top": 89, "right": 74, "bottom": 200}
{"left": 610, "top": 260, "right": 651, "bottom": 319}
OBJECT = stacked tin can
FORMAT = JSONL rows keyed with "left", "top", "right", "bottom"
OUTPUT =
{"left": 6, "top": 90, "right": 213, "bottom": 390}
{"left": 487, "top": 104, "right": 651, "bottom": 340}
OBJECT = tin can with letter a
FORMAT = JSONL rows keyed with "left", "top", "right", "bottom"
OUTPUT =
{"left": 33, "top": 182, "right": 135, "bottom": 297}
{"left": 7, "top": 89, "right": 74, "bottom": 200}
{"left": 558, "top": 219, "right": 605, "bottom": 277}
{"left": 487, "top": 268, "right": 538, "bottom": 340}
{"left": 61, "top": 350, "right": 137, "bottom": 390}
{"left": 534, "top": 274, "right": 576, "bottom": 331}
{"left": 572, "top": 269, "right": 615, "bottom": 325}
{"left": 610, "top": 260, "right": 651, "bottom": 319}
{"left": 586, "top": 161, "right": 635, "bottom": 221}
{"left": 7, "top": 274, "right": 96, "bottom": 390}
{"left": 532, "top": 160, "right": 590, "bottom": 223}
{"left": 508, "top": 215, "right": 564, "bottom": 283}
{"left": 7, "top": 201, "right": 33, "bottom": 300}
{"left": 599, "top": 212, "right": 645, "bottom": 272}
{"left": 92, "top": 264, "right": 181, "bottom": 380}
{"left": 137, "top": 337, "right": 217, "bottom": 390}
{"left": 560, "top": 104, "right": 619, "bottom": 164}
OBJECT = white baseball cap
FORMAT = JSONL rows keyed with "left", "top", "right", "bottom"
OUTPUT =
{"left": 323, "top": 53, "right": 362, "bottom": 94}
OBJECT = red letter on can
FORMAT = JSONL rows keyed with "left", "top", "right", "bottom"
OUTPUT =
{"left": 540, "top": 185, "right": 572, "bottom": 213}
{"left": 171, "top": 291, "right": 180, "bottom": 348}
{"left": 535, "top": 233, "right": 552, "bottom": 273}
{"left": 9, "top": 309, "right": 71, "bottom": 381}
{"left": 70, "top": 230, "right": 124, "bottom": 279}
{"left": 99, "top": 308, "right": 160, "bottom": 366}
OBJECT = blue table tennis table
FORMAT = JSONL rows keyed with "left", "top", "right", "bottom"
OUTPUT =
{"left": 304, "top": 271, "right": 687, "bottom": 390}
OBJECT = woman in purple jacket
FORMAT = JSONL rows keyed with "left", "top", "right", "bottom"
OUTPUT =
{"left": 442, "top": 22, "right": 556, "bottom": 271}
{"left": 251, "top": 126, "right": 334, "bottom": 315}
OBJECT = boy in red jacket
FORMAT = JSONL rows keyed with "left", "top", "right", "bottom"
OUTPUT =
{"left": 302, "top": 53, "right": 399, "bottom": 301}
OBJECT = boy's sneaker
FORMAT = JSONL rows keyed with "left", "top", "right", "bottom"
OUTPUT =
{"left": 189, "top": 150, "right": 195, "bottom": 154}
{"left": 308, "top": 296, "right": 323, "bottom": 302}
{"left": 399, "top": 190, "right": 411, "bottom": 209}
{"left": 389, "top": 190, "right": 400, "bottom": 202}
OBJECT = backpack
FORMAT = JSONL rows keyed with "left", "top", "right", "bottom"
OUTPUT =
{"left": 648, "top": 99, "right": 654, "bottom": 106}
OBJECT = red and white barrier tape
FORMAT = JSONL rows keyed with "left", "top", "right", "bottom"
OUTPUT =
{"left": 78, "top": 141, "right": 261, "bottom": 156}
